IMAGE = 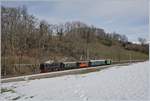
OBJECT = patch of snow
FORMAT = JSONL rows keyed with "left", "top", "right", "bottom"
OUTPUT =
{"left": 1, "top": 61, "right": 149, "bottom": 101}
{"left": 44, "top": 60, "right": 54, "bottom": 64}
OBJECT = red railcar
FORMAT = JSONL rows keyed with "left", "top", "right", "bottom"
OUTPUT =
{"left": 77, "top": 61, "right": 89, "bottom": 68}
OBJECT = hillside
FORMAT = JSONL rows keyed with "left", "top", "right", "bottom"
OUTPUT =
{"left": 1, "top": 6, "right": 149, "bottom": 77}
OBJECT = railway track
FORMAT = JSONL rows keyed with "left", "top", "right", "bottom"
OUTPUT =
{"left": 1, "top": 62, "right": 137, "bottom": 83}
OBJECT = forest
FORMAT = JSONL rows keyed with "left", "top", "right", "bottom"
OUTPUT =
{"left": 1, "top": 6, "right": 149, "bottom": 76}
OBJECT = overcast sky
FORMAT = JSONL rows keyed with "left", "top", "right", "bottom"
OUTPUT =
{"left": 1, "top": 0, "right": 149, "bottom": 42}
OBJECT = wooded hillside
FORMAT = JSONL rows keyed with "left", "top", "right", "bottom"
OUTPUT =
{"left": 1, "top": 6, "right": 149, "bottom": 76}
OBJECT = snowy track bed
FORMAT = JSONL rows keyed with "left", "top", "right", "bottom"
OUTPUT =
{"left": 1, "top": 61, "right": 149, "bottom": 101}
{"left": 1, "top": 63, "right": 130, "bottom": 83}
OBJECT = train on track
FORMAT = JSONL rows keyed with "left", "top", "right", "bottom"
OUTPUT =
{"left": 40, "top": 59, "right": 112, "bottom": 73}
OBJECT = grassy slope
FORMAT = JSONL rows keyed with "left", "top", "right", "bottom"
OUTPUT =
{"left": 1, "top": 42, "right": 148, "bottom": 77}
{"left": 88, "top": 42, "right": 148, "bottom": 61}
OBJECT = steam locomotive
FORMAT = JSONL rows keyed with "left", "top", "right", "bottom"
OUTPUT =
{"left": 40, "top": 59, "right": 112, "bottom": 73}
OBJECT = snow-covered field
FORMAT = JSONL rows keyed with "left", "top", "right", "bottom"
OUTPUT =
{"left": 1, "top": 61, "right": 149, "bottom": 101}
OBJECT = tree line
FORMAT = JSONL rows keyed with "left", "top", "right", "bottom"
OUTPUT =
{"left": 1, "top": 6, "right": 148, "bottom": 76}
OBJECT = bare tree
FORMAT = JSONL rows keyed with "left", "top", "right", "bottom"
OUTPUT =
{"left": 138, "top": 37, "right": 146, "bottom": 45}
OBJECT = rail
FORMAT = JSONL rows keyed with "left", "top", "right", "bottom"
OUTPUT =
{"left": 1, "top": 61, "right": 144, "bottom": 83}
